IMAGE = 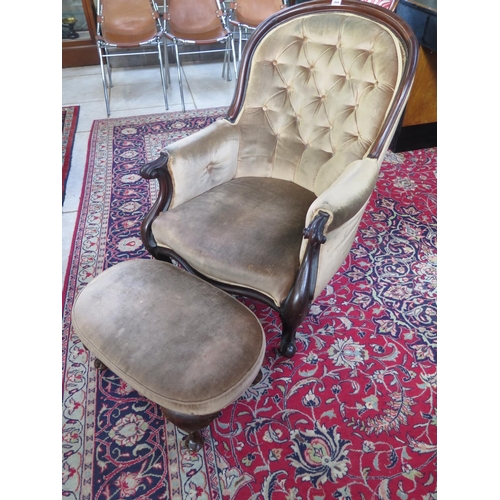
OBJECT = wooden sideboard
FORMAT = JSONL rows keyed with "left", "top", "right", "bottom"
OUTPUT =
{"left": 62, "top": 0, "right": 99, "bottom": 68}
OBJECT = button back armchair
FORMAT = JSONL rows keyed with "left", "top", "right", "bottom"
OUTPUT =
{"left": 140, "top": 0, "right": 418, "bottom": 358}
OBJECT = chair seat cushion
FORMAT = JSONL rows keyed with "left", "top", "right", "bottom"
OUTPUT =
{"left": 72, "top": 259, "right": 265, "bottom": 415}
{"left": 152, "top": 177, "right": 317, "bottom": 305}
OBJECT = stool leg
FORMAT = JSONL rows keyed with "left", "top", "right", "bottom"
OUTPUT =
{"left": 160, "top": 407, "right": 220, "bottom": 452}
{"left": 94, "top": 358, "right": 108, "bottom": 371}
{"left": 252, "top": 369, "right": 263, "bottom": 385}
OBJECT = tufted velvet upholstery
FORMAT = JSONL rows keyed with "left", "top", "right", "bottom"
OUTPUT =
{"left": 233, "top": 12, "right": 404, "bottom": 195}
{"left": 141, "top": 0, "right": 418, "bottom": 356}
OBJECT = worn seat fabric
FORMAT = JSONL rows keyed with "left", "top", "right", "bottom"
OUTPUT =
{"left": 71, "top": 260, "right": 265, "bottom": 415}
{"left": 152, "top": 177, "right": 316, "bottom": 304}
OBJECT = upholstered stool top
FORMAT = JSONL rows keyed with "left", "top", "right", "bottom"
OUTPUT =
{"left": 72, "top": 259, "right": 266, "bottom": 415}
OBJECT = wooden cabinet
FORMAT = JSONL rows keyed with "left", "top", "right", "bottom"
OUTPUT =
{"left": 62, "top": 0, "right": 99, "bottom": 68}
{"left": 391, "top": 0, "right": 437, "bottom": 151}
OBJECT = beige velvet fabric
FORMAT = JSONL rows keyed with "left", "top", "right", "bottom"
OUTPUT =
{"left": 153, "top": 177, "right": 316, "bottom": 305}
{"left": 154, "top": 9, "right": 407, "bottom": 305}
{"left": 72, "top": 260, "right": 265, "bottom": 415}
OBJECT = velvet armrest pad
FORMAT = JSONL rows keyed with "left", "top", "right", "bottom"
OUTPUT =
{"left": 163, "top": 119, "right": 240, "bottom": 209}
{"left": 306, "top": 157, "right": 380, "bottom": 233}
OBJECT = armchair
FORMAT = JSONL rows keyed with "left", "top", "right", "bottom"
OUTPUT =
{"left": 140, "top": 0, "right": 418, "bottom": 357}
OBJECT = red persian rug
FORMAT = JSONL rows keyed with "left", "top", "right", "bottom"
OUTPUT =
{"left": 62, "top": 105, "right": 80, "bottom": 204}
{"left": 62, "top": 108, "right": 437, "bottom": 499}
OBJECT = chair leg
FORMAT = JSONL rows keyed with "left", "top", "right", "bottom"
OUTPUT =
{"left": 230, "top": 36, "right": 238, "bottom": 81}
{"left": 157, "top": 40, "right": 169, "bottom": 110}
{"left": 104, "top": 47, "right": 113, "bottom": 88}
{"left": 98, "top": 46, "right": 111, "bottom": 117}
{"left": 160, "top": 407, "right": 220, "bottom": 452}
{"left": 163, "top": 38, "right": 171, "bottom": 85}
{"left": 238, "top": 26, "right": 243, "bottom": 67}
{"left": 222, "top": 41, "right": 228, "bottom": 79}
{"left": 224, "top": 38, "right": 232, "bottom": 82}
{"left": 278, "top": 306, "right": 308, "bottom": 358}
{"left": 174, "top": 43, "right": 185, "bottom": 112}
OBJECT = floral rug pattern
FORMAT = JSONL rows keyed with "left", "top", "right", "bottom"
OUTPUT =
{"left": 62, "top": 108, "right": 437, "bottom": 499}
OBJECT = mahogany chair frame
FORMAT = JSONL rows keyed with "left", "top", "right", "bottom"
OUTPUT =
{"left": 140, "top": 0, "right": 419, "bottom": 358}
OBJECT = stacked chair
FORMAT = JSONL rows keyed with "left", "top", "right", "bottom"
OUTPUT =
{"left": 163, "top": 0, "right": 238, "bottom": 112}
{"left": 95, "top": 0, "right": 168, "bottom": 116}
{"left": 228, "top": 0, "right": 288, "bottom": 65}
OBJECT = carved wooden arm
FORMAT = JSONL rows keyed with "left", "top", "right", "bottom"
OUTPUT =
{"left": 140, "top": 153, "right": 173, "bottom": 255}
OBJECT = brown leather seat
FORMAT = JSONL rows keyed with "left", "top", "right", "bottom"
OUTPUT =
{"left": 95, "top": 0, "right": 168, "bottom": 116}
{"left": 99, "top": 0, "right": 159, "bottom": 46}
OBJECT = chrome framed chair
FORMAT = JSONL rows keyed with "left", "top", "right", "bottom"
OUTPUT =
{"left": 228, "top": 0, "right": 288, "bottom": 65}
{"left": 164, "top": 0, "right": 238, "bottom": 112}
{"left": 96, "top": 0, "right": 168, "bottom": 116}
{"left": 140, "top": 0, "right": 419, "bottom": 358}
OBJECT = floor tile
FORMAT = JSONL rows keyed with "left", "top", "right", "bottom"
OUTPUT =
{"left": 62, "top": 60, "right": 231, "bottom": 283}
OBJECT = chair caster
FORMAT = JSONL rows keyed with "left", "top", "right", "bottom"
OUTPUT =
{"left": 279, "top": 340, "right": 297, "bottom": 358}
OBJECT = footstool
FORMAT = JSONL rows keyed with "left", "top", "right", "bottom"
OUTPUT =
{"left": 71, "top": 259, "right": 266, "bottom": 451}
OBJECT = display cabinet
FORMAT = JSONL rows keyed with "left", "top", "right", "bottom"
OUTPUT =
{"left": 62, "top": 0, "right": 99, "bottom": 67}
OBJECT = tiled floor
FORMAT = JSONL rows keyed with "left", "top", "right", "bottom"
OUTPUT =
{"left": 62, "top": 59, "right": 236, "bottom": 283}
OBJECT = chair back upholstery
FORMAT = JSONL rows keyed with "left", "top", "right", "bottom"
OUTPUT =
{"left": 232, "top": 0, "right": 286, "bottom": 28}
{"left": 229, "top": 0, "right": 417, "bottom": 196}
{"left": 167, "top": 0, "right": 228, "bottom": 42}
{"left": 98, "top": 0, "right": 160, "bottom": 46}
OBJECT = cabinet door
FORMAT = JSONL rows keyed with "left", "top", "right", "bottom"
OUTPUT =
{"left": 62, "top": 0, "right": 99, "bottom": 68}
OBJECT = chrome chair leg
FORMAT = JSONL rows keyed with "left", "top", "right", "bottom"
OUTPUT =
{"left": 98, "top": 47, "right": 111, "bottom": 117}
{"left": 104, "top": 46, "right": 113, "bottom": 87}
{"left": 174, "top": 43, "right": 185, "bottom": 112}
{"left": 163, "top": 37, "right": 171, "bottom": 85}
{"left": 157, "top": 40, "right": 169, "bottom": 110}
{"left": 222, "top": 43, "right": 228, "bottom": 79}
{"left": 238, "top": 26, "right": 243, "bottom": 67}
{"left": 230, "top": 36, "right": 238, "bottom": 81}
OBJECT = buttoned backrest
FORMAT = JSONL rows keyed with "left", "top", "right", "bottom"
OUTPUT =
{"left": 232, "top": 2, "right": 411, "bottom": 196}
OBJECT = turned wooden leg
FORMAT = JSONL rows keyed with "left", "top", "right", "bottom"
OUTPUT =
{"left": 252, "top": 369, "right": 263, "bottom": 385}
{"left": 278, "top": 315, "right": 301, "bottom": 358}
{"left": 94, "top": 358, "right": 108, "bottom": 371}
{"left": 278, "top": 211, "right": 330, "bottom": 358}
{"left": 160, "top": 407, "right": 220, "bottom": 452}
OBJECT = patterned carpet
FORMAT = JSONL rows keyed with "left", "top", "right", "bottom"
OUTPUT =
{"left": 62, "top": 108, "right": 437, "bottom": 499}
{"left": 62, "top": 106, "right": 80, "bottom": 204}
